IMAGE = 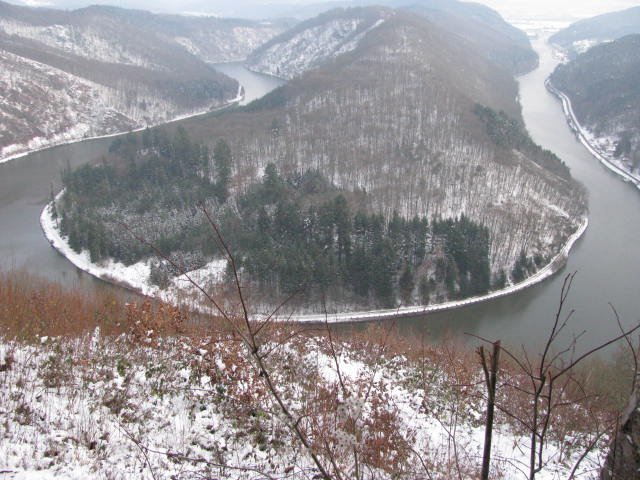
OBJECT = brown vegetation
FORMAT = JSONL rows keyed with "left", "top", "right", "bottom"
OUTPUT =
{"left": 1, "top": 267, "right": 637, "bottom": 478}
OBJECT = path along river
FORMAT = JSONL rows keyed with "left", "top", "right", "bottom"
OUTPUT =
{"left": 1, "top": 43, "right": 639, "bottom": 352}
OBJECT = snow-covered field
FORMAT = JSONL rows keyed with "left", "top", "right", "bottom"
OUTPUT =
{"left": 40, "top": 195, "right": 588, "bottom": 324}
{"left": 0, "top": 329, "right": 607, "bottom": 479}
{"left": 546, "top": 79, "right": 640, "bottom": 189}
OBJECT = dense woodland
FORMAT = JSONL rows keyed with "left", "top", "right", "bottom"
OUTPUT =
{"left": 58, "top": 129, "right": 506, "bottom": 308}
{"left": 182, "top": 11, "right": 586, "bottom": 277}
{"left": 550, "top": 34, "right": 640, "bottom": 172}
{"left": 56, "top": 9, "right": 587, "bottom": 311}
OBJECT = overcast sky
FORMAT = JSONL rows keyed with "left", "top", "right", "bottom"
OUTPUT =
{"left": 14, "top": 0, "right": 640, "bottom": 22}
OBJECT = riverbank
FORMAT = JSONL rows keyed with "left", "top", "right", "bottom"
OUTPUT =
{"left": 41, "top": 196, "right": 588, "bottom": 323}
{"left": 0, "top": 85, "right": 244, "bottom": 166}
{"left": 545, "top": 79, "right": 640, "bottom": 189}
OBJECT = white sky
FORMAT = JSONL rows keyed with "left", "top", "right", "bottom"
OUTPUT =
{"left": 479, "top": 0, "right": 640, "bottom": 21}
{"left": 13, "top": 0, "right": 640, "bottom": 21}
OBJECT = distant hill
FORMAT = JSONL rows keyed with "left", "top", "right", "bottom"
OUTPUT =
{"left": 549, "top": 34, "right": 640, "bottom": 175}
{"left": 398, "top": 0, "right": 538, "bottom": 75}
{"left": 247, "top": 7, "right": 392, "bottom": 79}
{"left": 0, "top": 1, "right": 285, "bottom": 161}
{"left": 549, "top": 6, "right": 640, "bottom": 58}
{"left": 249, "top": 0, "right": 537, "bottom": 78}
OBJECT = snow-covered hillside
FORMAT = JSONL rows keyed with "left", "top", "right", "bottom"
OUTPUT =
{"left": 0, "top": 1, "right": 251, "bottom": 162}
{"left": 0, "top": 49, "right": 241, "bottom": 162}
{"left": 169, "top": 22, "right": 284, "bottom": 63}
{"left": 0, "top": 18, "right": 158, "bottom": 68}
{"left": 0, "top": 331, "right": 607, "bottom": 479}
{"left": 247, "top": 8, "right": 391, "bottom": 79}
{"left": 549, "top": 35, "right": 640, "bottom": 181}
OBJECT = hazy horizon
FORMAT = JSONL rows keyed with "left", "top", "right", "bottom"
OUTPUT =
{"left": 8, "top": 0, "right": 640, "bottom": 22}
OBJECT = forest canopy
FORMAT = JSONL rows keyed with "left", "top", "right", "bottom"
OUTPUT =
{"left": 56, "top": 128, "right": 541, "bottom": 309}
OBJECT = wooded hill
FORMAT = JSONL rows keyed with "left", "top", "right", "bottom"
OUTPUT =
{"left": 0, "top": 1, "right": 284, "bottom": 160}
{"left": 59, "top": 7, "right": 586, "bottom": 311}
{"left": 248, "top": 0, "right": 537, "bottom": 78}
{"left": 549, "top": 35, "right": 640, "bottom": 173}
{"left": 549, "top": 6, "right": 640, "bottom": 59}
{"left": 58, "top": 130, "right": 493, "bottom": 309}
{"left": 181, "top": 8, "right": 586, "bottom": 278}
{"left": 397, "top": 0, "right": 538, "bottom": 75}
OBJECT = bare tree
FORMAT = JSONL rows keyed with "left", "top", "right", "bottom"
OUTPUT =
{"left": 473, "top": 273, "right": 640, "bottom": 479}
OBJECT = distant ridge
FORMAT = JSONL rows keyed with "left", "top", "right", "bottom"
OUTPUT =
{"left": 550, "top": 6, "right": 640, "bottom": 58}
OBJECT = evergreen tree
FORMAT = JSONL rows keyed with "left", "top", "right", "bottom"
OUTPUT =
{"left": 399, "top": 264, "right": 414, "bottom": 305}
{"left": 213, "top": 139, "right": 232, "bottom": 203}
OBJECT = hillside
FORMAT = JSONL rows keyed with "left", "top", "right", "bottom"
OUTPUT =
{"left": 247, "top": 7, "right": 391, "bottom": 79}
{"left": 248, "top": 1, "right": 537, "bottom": 78}
{"left": 0, "top": 271, "right": 621, "bottom": 480}
{"left": 191, "top": 10, "right": 585, "bottom": 268}
{"left": 549, "top": 35, "right": 640, "bottom": 177}
{"left": 549, "top": 6, "right": 640, "bottom": 58}
{"left": 54, "top": 8, "right": 586, "bottom": 313}
{"left": 398, "top": 0, "right": 538, "bottom": 75}
{"left": 0, "top": 1, "right": 284, "bottom": 161}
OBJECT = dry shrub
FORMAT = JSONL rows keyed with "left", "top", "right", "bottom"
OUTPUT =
{"left": 0, "top": 270, "right": 126, "bottom": 339}
{"left": 125, "top": 299, "right": 186, "bottom": 345}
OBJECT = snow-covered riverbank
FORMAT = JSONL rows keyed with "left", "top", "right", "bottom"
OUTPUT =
{"left": 41, "top": 196, "right": 588, "bottom": 323}
{"left": 0, "top": 85, "right": 244, "bottom": 166}
{"left": 545, "top": 79, "right": 640, "bottom": 189}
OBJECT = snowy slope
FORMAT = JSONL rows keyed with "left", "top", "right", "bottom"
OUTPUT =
{"left": 247, "top": 8, "right": 391, "bottom": 79}
{"left": 0, "top": 49, "right": 242, "bottom": 162}
{"left": 0, "top": 17, "right": 158, "bottom": 68}
{"left": 0, "top": 1, "right": 253, "bottom": 162}
{"left": 548, "top": 35, "right": 640, "bottom": 180}
{"left": 0, "top": 333, "right": 607, "bottom": 479}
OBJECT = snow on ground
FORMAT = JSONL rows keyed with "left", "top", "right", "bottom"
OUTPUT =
{"left": 248, "top": 17, "right": 388, "bottom": 79}
{"left": 40, "top": 194, "right": 588, "bottom": 324}
{"left": 546, "top": 79, "right": 640, "bottom": 189}
{"left": 0, "top": 331, "right": 606, "bottom": 479}
{"left": 40, "top": 195, "right": 228, "bottom": 310}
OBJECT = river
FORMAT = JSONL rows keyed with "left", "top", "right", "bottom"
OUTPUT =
{"left": 1, "top": 51, "right": 638, "bottom": 352}
{"left": 0, "top": 63, "right": 282, "bottom": 293}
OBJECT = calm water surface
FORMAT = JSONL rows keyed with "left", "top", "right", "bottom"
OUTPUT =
{"left": 1, "top": 52, "right": 638, "bottom": 352}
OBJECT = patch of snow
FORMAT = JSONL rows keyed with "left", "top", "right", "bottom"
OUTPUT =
{"left": 572, "top": 38, "right": 601, "bottom": 54}
{"left": 0, "top": 335, "right": 607, "bottom": 479}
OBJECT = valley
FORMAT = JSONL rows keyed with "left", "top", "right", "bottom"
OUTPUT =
{"left": 39, "top": 7, "right": 589, "bottom": 319}
{"left": 0, "top": 31, "right": 635, "bottom": 351}
{"left": 0, "top": 0, "right": 286, "bottom": 162}
{"left": 2, "top": 4, "right": 640, "bottom": 476}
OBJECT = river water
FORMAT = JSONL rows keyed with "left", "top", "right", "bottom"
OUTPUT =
{"left": 1, "top": 51, "right": 638, "bottom": 351}
{"left": 0, "top": 63, "right": 282, "bottom": 293}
